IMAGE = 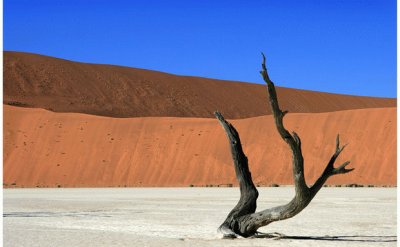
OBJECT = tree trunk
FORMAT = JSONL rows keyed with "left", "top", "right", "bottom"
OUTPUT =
{"left": 215, "top": 53, "right": 354, "bottom": 238}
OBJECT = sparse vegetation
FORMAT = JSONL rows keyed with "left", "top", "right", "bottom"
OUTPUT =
{"left": 5, "top": 101, "right": 29, "bottom": 107}
{"left": 345, "top": 184, "right": 363, "bottom": 188}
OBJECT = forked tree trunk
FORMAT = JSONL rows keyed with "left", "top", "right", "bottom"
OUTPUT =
{"left": 215, "top": 54, "right": 354, "bottom": 238}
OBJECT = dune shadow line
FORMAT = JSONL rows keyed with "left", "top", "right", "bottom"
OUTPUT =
{"left": 278, "top": 235, "right": 396, "bottom": 243}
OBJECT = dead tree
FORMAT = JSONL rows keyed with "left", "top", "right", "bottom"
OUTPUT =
{"left": 215, "top": 53, "right": 354, "bottom": 238}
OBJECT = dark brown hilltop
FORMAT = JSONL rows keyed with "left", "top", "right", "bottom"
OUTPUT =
{"left": 4, "top": 51, "right": 395, "bottom": 118}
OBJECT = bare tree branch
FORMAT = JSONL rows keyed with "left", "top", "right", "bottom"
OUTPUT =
{"left": 260, "top": 52, "right": 308, "bottom": 195}
{"left": 214, "top": 111, "right": 259, "bottom": 238}
{"left": 215, "top": 53, "right": 354, "bottom": 238}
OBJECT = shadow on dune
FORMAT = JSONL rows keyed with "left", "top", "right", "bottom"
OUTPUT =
{"left": 254, "top": 232, "right": 396, "bottom": 243}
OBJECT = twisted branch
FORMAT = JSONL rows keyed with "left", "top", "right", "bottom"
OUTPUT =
{"left": 215, "top": 53, "right": 354, "bottom": 237}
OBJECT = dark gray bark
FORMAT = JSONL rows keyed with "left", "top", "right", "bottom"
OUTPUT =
{"left": 214, "top": 112, "right": 259, "bottom": 238}
{"left": 215, "top": 54, "right": 354, "bottom": 238}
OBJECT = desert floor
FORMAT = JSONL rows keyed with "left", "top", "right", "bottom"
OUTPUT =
{"left": 4, "top": 187, "right": 396, "bottom": 247}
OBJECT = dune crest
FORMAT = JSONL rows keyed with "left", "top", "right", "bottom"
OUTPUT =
{"left": 4, "top": 105, "right": 396, "bottom": 187}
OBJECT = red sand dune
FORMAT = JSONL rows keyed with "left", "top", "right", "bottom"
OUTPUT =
{"left": 4, "top": 105, "right": 396, "bottom": 187}
{"left": 4, "top": 51, "right": 396, "bottom": 119}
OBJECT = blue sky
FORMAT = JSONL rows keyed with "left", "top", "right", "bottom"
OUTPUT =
{"left": 4, "top": 0, "right": 396, "bottom": 97}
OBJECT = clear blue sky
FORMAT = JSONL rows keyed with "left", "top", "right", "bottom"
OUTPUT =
{"left": 4, "top": 0, "right": 397, "bottom": 97}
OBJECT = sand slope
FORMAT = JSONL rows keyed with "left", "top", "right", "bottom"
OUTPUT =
{"left": 4, "top": 51, "right": 396, "bottom": 118}
{"left": 4, "top": 105, "right": 396, "bottom": 187}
